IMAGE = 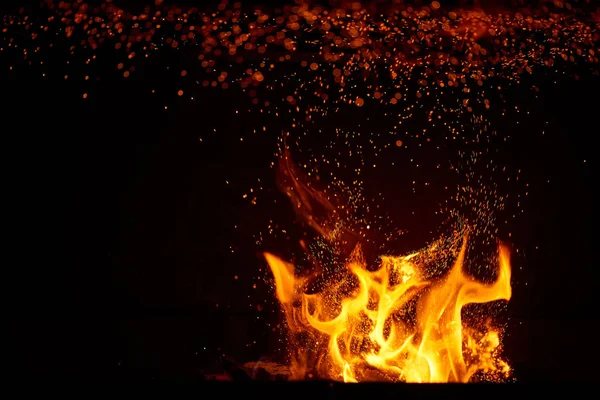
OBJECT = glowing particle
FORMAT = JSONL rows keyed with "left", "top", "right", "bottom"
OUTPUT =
{"left": 253, "top": 71, "right": 264, "bottom": 82}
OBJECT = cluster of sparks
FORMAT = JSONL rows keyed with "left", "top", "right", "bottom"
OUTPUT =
{"left": 3, "top": 0, "right": 597, "bottom": 380}
{"left": 3, "top": 0, "right": 598, "bottom": 112}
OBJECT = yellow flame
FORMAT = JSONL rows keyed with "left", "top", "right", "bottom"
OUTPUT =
{"left": 265, "top": 237, "right": 511, "bottom": 382}
{"left": 264, "top": 151, "right": 512, "bottom": 382}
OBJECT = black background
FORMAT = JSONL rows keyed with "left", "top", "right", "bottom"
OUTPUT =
{"left": 3, "top": 0, "right": 597, "bottom": 383}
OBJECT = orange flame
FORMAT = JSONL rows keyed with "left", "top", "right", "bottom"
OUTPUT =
{"left": 264, "top": 151, "right": 513, "bottom": 383}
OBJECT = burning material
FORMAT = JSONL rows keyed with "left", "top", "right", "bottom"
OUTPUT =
{"left": 264, "top": 151, "right": 512, "bottom": 383}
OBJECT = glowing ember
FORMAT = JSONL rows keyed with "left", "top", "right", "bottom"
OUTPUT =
{"left": 264, "top": 151, "right": 512, "bottom": 383}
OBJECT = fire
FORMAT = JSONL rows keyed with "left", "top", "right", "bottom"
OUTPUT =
{"left": 263, "top": 151, "right": 513, "bottom": 383}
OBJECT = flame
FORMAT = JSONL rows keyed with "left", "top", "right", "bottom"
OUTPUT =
{"left": 263, "top": 151, "right": 513, "bottom": 383}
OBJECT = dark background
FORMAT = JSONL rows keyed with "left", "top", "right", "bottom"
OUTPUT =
{"left": 3, "top": 0, "right": 597, "bottom": 383}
